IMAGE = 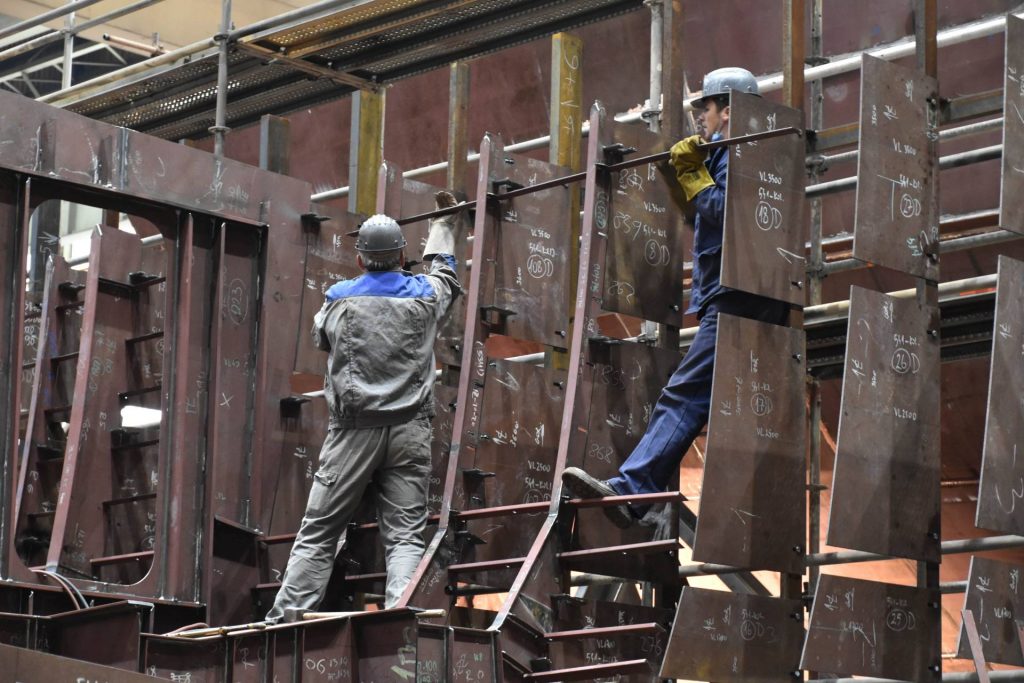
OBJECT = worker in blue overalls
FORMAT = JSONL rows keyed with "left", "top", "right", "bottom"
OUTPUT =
{"left": 563, "top": 67, "right": 789, "bottom": 527}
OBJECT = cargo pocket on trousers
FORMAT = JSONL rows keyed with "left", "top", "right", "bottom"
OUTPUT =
{"left": 308, "top": 470, "right": 338, "bottom": 516}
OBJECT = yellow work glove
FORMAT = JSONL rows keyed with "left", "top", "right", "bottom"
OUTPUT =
{"left": 670, "top": 135, "right": 715, "bottom": 202}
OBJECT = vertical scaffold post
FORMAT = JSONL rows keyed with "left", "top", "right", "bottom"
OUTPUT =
{"left": 61, "top": 2, "right": 75, "bottom": 90}
{"left": 212, "top": 0, "right": 232, "bottom": 157}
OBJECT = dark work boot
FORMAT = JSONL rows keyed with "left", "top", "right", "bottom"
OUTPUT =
{"left": 561, "top": 467, "right": 634, "bottom": 529}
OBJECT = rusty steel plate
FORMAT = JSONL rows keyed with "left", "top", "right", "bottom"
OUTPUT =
{"left": 827, "top": 286, "right": 941, "bottom": 561}
{"left": 853, "top": 54, "right": 939, "bottom": 281}
{"left": 294, "top": 212, "right": 362, "bottom": 377}
{"left": 352, "top": 611, "right": 420, "bottom": 680}
{"left": 601, "top": 123, "right": 687, "bottom": 325}
{"left": 693, "top": 314, "right": 806, "bottom": 573}
{"left": 416, "top": 624, "right": 447, "bottom": 683}
{"left": 492, "top": 150, "right": 573, "bottom": 349}
{"left": 1002, "top": 16, "right": 1024, "bottom": 234}
{"left": 977, "top": 256, "right": 1024, "bottom": 533}
{"left": 209, "top": 224, "right": 262, "bottom": 525}
{"left": 660, "top": 587, "right": 803, "bottom": 681}
{"left": 956, "top": 556, "right": 1024, "bottom": 665}
{"left": 469, "top": 360, "right": 566, "bottom": 508}
{"left": 722, "top": 92, "right": 807, "bottom": 306}
{"left": 0, "top": 641, "right": 156, "bottom": 683}
{"left": 573, "top": 341, "right": 683, "bottom": 550}
{"left": 801, "top": 575, "right": 933, "bottom": 680}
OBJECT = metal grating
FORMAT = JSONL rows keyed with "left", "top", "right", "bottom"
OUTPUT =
{"left": 63, "top": 0, "right": 643, "bottom": 139}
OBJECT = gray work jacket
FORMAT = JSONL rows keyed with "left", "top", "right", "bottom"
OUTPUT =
{"left": 313, "top": 255, "right": 461, "bottom": 428}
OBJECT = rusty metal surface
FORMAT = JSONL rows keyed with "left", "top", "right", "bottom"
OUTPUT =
{"left": 660, "top": 587, "right": 803, "bottom": 682}
{"left": 571, "top": 341, "right": 682, "bottom": 550}
{"left": 1001, "top": 15, "right": 1024, "bottom": 235}
{"left": 852, "top": 54, "right": 939, "bottom": 281}
{"left": 45, "top": 228, "right": 152, "bottom": 583}
{"left": 164, "top": 215, "right": 216, "bottom": 605}
{"left": 492, "top": 149, "right": 573, "bottom": 349}
{"left": 208, "top": 224, "right": 262, "bottom": 527}
{"left": 976, "top": 256, "right": 1024, "bottom": 534}
{"left": 42, "top": 601, "right": 150, "bottom": 670}
{"left": 721, "top": 92, "right": 807, "bottom": 305}
{"left": 601, "top": 124, "right": 687, "bottom": 325}
{"left": 0, "top": 92, "right": 312, "bottom": 228}
{"left": 801, "top": 575, "right": 933, "bottom": 680}
{"left": 13, "top": 257, "right": 85, "bottom": 572}
{"left": 449, "top": 627, "right": 498, "bottom": 681}
{"left": 955, "top": 556, "right": 1024, "bottom": 665}
{"left": 294, "top": 212, "right": 362, "bottom": 378}
{"left": 143, "top": 633, "right": 226, "bottom": 681}
{"left": 827, "top": 286, "right": 941, "bottom": 561}
{"left": 0, "top": 641, "right": 155, "bottom": 682}
{"left": 467, "top": 360, "right": 566, "bottom": 509}
{"left": 693, "top": 314, "right": 806, "bottom": 574}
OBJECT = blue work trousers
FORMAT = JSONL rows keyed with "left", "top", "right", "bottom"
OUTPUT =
{"left": 606, "top": 292, "right": 789, "bottom": 510}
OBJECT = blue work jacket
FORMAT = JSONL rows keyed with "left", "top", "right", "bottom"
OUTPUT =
{"left": 687, "top": 132, "right": 729, "bottom": 316}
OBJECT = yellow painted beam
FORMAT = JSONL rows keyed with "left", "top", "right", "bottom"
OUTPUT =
{"left": 349, "top": 88, "right": 385, "bottom": 216}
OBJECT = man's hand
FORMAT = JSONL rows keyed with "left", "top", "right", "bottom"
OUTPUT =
{"left": 423, "top": 190, "right": 461, "bottom": 261}
{"left": 670, "top": 135, "right": 707, "bottom": 175}
{"left": 669, "top": 135, "right": 714, "bottom": 202}
{"left": 434, "top": 190, "right": 458, "bottom": 212}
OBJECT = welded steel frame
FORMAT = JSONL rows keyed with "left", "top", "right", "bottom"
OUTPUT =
{"left": 0, "top": 89, "right": 314, "bottom": 624}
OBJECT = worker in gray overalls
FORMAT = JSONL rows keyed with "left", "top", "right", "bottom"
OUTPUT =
{"left": 267, "top": 192, "right": 462, "bottom": 620}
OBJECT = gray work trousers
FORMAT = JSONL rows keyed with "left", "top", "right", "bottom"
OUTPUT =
{"left": 266, "top": 417, "right": 431, "bottom": 620}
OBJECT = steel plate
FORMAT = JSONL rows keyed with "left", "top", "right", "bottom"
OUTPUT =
{"left": 853, "top": 54, "right": 939, "bottom": 281}
{"left": 492, "top": 150, "right": 573, "bottom": 349}
{"left": 1001, "top": 15, "right": 1024, "bottom": 234}
{"left": 693, "top": 314, "right": 806, "bottom": 573}
{"left": 977, "top": 256, "right": 1024, "bottom": 534}
{"left": 721, "top": 92, "right": 806, "bottom": 306}
{"left": 801, "top": 575, "right": 933, "bottom": 681}
{"left": 469, "top": 360, "right": 566, "bottom": 508}
{"left": 827, "top": 286, "right": 941, "bottom": 561}
{"left": 602, "top": 123, "right": 687, "bottom": 325}
{"left": 955, "top": 556, "right": 1024, "bottom": 666}
{"left": 660, "top": 587, "right": 803, "bottom": 682}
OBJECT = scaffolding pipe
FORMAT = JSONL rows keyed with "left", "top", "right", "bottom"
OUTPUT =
{"left": 212, "top": 0, "right": 232, "bottom": 157}
{"left": 0, "top": 0, "right": 106, "bottom": 43}
{"left": 678, "top": 270, "right": 1002, "bottom": 351}
{"left": 620, "top": 11, "right": 1022, "bottom": 124}
{"left": 643, "top": 0, "right": 663, "bottom": 134}
{"left": 61, "top": 4, "right": 75, "bottom": 90}
{"left": 817, "top": 117, "right": 1004, "bottom": 167}
{"left": 820, "top": 227, "right": 1019, "bottom": 276}
{"left": 0, "top": 0, "right": 167, "bottom": 64}
{"left": 807, "top": 143, "right": 1002, "bottom": 198}
{"left": 680, "top": 533, "right": 1024, "bottom": 577}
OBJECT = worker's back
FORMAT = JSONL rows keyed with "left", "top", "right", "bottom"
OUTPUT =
{"left": 313, "top": 256, "right": 460, "bottom": 429}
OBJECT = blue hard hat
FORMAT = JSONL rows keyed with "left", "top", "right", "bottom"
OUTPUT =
{"left": 690, "top": 67, "right": 760, "bottom": 109}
